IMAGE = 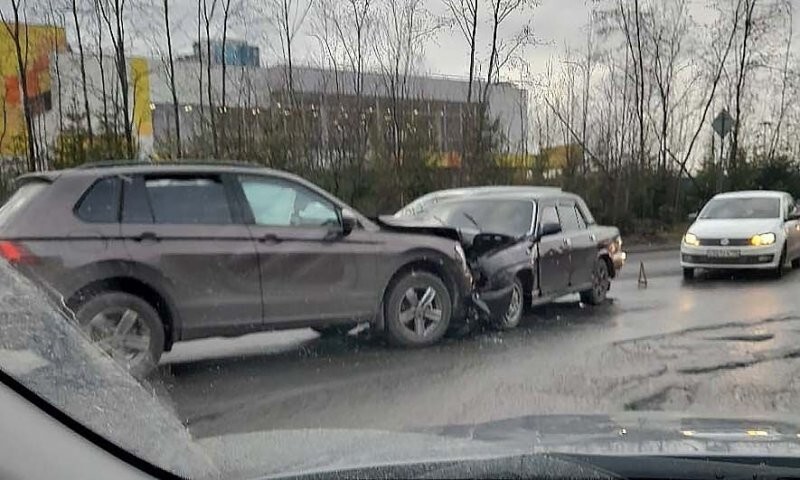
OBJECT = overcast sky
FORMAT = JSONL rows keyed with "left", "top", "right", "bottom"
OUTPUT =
{"left": 157, "top": 0, "right": 592, "bottom": 80}
{"left": 3, "top": 0, "right": 799, "bottom": 82}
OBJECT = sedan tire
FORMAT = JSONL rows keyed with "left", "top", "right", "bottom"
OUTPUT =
{"left": 683, "top": 267, "right": 694, "bottom": 280}
{"left": 384, "top": 271, "right": 452, "bottom": 347}
{"left": 580, "top": 258, "right": 611, "bottom": 306}
{"left": 75, "top": 292, "right": 165, "bottom": 378}
{"left": 495, "top": 277, "right": 524, "bottom": 330}
{"left": 774, "top": 245, "right": 787, "bottom": 278}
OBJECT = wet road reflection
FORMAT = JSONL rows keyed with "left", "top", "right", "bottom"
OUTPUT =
{"left": 153, "top": 250, "right": 800, "bottom": 438}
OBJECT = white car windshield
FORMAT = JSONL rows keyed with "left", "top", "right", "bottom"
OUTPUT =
{"left": 699, "top": 198, "right": 781, "bottom": 220}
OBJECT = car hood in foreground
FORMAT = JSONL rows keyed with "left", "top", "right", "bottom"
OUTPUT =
{"left": 197, "top": 412, "right": 800, "bottom": 479}
{"left": 689, "top": 218, "right": 783, "bottom": 238}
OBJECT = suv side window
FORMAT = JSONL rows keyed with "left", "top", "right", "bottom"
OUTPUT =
{"left": 144, "top": 176, "right": 233, "bottom": 225}
{"left": 557, "top": 202, "right": 582, "bottom": 232}
{"left": 239, "top": 176, "right": 339, "bottom": 227}
{"left": 76, "top": 177, "right": 121, "bottom": 223}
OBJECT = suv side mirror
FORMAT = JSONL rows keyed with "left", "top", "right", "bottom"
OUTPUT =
{"left": 788, "top": 207, "right": 800, "bottom": 221}
{"left": 341, "top": 210, "right": 357, "bottom": 236}
{"left": 537, "top": 222, "right": 561, "bottom": 240}
{"left": 687, "top": 212, "right": 698, "bottom": 221}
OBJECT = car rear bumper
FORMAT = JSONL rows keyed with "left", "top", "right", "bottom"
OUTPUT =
{"left": 680, "top": 244, "right": 781, "bottom": 270}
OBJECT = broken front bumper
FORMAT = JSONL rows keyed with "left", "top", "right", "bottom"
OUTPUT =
{"left": 470, "top": 285, "right": 515, "bottom": 323}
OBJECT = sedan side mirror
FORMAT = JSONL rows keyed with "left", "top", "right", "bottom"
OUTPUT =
{"left": 341, "top": 210, "right": 357, "bottom": 237}
{"left": 788, "top": 208, "right": 800, "bottom": 221}
{"left": 687, "top": 212, "right": 698, "bottom": 221}
{"left": 537, "top": 222, "right": 562, "bottom": 240}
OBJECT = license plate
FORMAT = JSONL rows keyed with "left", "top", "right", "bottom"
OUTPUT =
{"left": 707, "top": 249, "right": 740, "bottom": 258}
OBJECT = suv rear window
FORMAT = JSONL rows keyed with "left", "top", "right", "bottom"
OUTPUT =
{"left": 76, "top": 177, "right": 121, "bottom": 223}
{"left": 144, "top": 177, "right": 233, "bottom": 224}
{"left": 0, "top": 181, "right": 48, "bottom": 227}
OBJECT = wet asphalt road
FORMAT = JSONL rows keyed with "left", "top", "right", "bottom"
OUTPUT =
{"left": 154, "top": 249, "right": 800, "bottom": 438}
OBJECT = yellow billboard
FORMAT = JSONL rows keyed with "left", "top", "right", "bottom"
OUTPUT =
{"left": 0, "top": 23, "right": 67, "bottom": 156}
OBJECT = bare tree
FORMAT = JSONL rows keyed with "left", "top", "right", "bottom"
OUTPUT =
{"left": 442, "top": 0, "right": 478, "bottom": 105}
{"left": 374, "top": 0, "right": 440, "bottom": 202}
{"left": 97, "top": 0, "right": 134, "bottom": 156}
{"left": 70, "top": 0, "right": 93, "bottom": 145}
{"left": 767, "top": 0, "right": 792, "bottom": 158}
{"left": 269, "top": 0, "right": 313, "bottom": 105}
{"left": 161, "top": 0, "right": 181, "bottom": 157}
{"left": 219, "top": 0, "right": 233, "bottom": 152}
{"left": 0, "top": 0, "right": 37, "bottom": 169}
{"left": 93, "top": 0, "right": 110, "bottom": 137}
{"left": 202, "top": 0, "right": 219, "bottom": 156}
{"left": 729, "top": 0, "right": 758, "bottom": 171}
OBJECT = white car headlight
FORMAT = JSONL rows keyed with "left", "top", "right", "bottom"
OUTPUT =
{"left": 749, "top": 232, "right": 776, "bottom": 246}
{"left": 683, "top": 232, "right": 700, "bottom": 247}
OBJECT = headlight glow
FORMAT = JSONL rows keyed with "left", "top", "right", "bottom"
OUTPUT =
{"left": 749, "top": 233, "right": 776, "bottom": 246}
{"left": 683, "top": 232, "right": 700, "bottom": 247}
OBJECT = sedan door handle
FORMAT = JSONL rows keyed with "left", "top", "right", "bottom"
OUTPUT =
{"left": 562, "top": 238, "right": 572, "bottom": 248}
{"left": 133, "top": 232, "right": 159, "bottom": 243}
{"left": 259, "top": 233, "right": 282, "bottom": 243}
{"left": 589, "top": 234, "right": 597, "bottom": 242}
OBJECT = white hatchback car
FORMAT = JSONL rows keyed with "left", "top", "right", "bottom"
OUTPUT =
{"left": 681, "top": 191, "right": 800, "bottom": 279}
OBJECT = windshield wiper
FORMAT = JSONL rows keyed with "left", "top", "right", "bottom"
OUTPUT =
{"left": 461, "top": 212, "right": 482, "bottom": 231}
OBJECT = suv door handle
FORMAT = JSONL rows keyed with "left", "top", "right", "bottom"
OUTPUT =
{"left": 133, "top": 232, "right": 159, "bottom": 243}
{"left": 562, "top": 238, "right": 572, "bottom": 248}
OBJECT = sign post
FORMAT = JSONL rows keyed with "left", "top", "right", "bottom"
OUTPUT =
{"left": 712, "top": 109, "right": 733, "bottom": 192}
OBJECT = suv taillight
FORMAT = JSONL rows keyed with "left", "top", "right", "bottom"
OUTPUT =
{"left": 0, "top": 241, "right": 28, "bottom": 263}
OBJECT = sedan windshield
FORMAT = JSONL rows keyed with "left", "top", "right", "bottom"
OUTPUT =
{"left": 699, "top": 197, "right": 780, "bottom": 219}
{"left": 426, "top": 199, "right": 534, "bottom": 237}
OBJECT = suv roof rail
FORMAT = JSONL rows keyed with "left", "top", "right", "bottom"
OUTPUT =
{"left": 75, "top": 160, "right": 152, "bottom": 169}
{"left": 73, "top": 159, "right": 266, "bottom": 170}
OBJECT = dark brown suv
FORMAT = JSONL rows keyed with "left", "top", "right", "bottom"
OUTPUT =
{"left": 0, "top": 163, "right": 473, "bottom": 375}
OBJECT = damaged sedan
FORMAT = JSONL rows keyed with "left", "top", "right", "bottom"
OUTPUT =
{"left": 395, "top": 188, "right": 626, "bottom": 329}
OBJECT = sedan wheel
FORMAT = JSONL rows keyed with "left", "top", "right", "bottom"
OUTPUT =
{"left": 774, "top": 245, "right": 787, "bottom": 278}
{"left": 385, "top": 271, "right": 452, "bottom": 347}
{"left": 580, "top": 258, "right": 611, "bottom": 305}
{"left": 495, "top": 277, "right": 524, "bottom": 330}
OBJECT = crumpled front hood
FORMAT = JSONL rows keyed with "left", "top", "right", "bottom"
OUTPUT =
{"left": 689, "top": 218, "right": 782, "bottom": 238}
{"left": 374, "top": 215, "right": 462, "bottom": 242}
{"left": 197, "top": 412, "right": 800, "bottom": 478}
{"left": 374, "top": 215, "right": 518, "bottom": 258}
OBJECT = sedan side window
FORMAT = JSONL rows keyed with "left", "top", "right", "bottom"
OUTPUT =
{"left": 574, "top": 205, "right": 587, "bottom": 229}
{"left": 539, "top": 205, "right": 560, "bottom": 228}
{"left": 557, "top": 203, "right": 582, "bottom": 232}
{"left": 240, "top": 176, "right": 339, "bottom": 227}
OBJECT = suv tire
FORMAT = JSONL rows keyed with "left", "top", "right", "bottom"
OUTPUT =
{"left": 384, "top": 271, "right": 451, "bottom": 347}
{"left": 75, "top": 292, "right": 165, "bottom": 378}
